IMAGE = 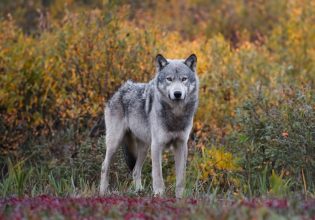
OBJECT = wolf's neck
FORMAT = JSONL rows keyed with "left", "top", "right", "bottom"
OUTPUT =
{"left": 159, "top": 99, "right": 194, "bottom": 117}
{"left": 156, "top": 99, "right": 194, "bottom": 132}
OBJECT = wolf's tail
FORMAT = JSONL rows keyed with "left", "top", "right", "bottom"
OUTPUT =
{"left": 89, "top": 115, "right": 106, "bottom": 137}
{"left": 122, "top": 131, "right": 136, "bottom": 172}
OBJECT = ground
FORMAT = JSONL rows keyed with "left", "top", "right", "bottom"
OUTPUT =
{"left": 1, "top": 195, "right": 314, "bottom": 220}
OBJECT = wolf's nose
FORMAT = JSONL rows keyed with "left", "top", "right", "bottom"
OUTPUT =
{"left": 174, "top": 91, "right": 182, "bottom": 99}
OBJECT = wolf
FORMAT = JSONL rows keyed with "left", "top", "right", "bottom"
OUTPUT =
{"left": 100, "top": 54, "right": 199, "bottom": 198}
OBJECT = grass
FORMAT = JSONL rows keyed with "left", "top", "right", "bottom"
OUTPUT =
{"left": 0, "top": 133, "right": 314, "bottom": 219}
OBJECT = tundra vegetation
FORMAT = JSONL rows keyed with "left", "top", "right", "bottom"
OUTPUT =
{"left": 0, "top": 0, "right": 314, "bottom": 219}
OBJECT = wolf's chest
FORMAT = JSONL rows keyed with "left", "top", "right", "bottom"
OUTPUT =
{"left": 160, "top": 114, "right": 192, "bottom": 132}
{"left": 157, "top": 100, "right": 195, "bottom": 132}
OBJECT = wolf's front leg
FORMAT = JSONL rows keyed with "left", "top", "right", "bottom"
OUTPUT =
{"left": 174, "top": 141, "right": 188, "bottom": 198}
{"left": 151, "top": 142, "right": 165, "bottom": 196}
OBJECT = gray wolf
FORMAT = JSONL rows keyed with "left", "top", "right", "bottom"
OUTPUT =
{"left": 100, "top": 54, "right": 199, "bottom": 198}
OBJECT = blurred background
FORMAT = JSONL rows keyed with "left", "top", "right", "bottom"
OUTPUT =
{"left": 0, "top": 0, "right": 314, "bottom": 197}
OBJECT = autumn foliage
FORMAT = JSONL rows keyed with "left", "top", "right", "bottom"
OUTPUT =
{"left": 0, "top": 0, "right": 314, "bottom": 196}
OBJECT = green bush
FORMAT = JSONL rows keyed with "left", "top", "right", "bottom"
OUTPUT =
{"left": 230, "top": 85, "right": 314, "bottom": 194}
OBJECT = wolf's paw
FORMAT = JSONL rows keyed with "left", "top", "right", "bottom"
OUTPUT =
{"left": 153, "top": 188, "right": 165, "bottom": 197}
{"left": 175, "top": 188, "right": 185, "bottom": 199}
{"left": 133, "top": 179, "right": 144, "bottom": 192}
{"left": 99, "top": 191, "right": 108, "bottom": 196}
{"left": 99, "top": 190, "right": 110, "bottom": 197}
{"left": 135, "top": 184, "right": 144, "bottom": 192}
{"left": 99, "top": 184, "right": 110, "bottom": 196}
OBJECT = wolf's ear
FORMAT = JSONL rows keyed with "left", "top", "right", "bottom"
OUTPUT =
{"left": 155, "top": 54, "right": 168, "bottom": 71}
{"left": 184, "top": 54, "right": 197, "bottom": 72}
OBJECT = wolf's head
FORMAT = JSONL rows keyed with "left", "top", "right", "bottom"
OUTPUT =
{"left": 155, "top": 54, "right": 198, "bottom": 103}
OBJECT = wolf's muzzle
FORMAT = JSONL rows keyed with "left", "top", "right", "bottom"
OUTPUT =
{"left": 174, "top": 91, "right": 182, "bottom": 99}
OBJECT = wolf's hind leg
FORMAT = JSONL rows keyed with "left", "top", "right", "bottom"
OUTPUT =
{"left": 100, "top": 120, "right": 125, "bottom": 196}
{"left": 132, "top": 140, "right": 148, "bottom": 192}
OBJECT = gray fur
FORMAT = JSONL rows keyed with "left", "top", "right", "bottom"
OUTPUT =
{"left": 100, "top": 54, "right": 199, "bottom": 198}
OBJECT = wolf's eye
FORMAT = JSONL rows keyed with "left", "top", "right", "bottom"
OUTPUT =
{"left": 166, "top": 77, "right": 173, "bottom": 82}
{"left": 182, "top": 77, "right": 188, "bottom": 82}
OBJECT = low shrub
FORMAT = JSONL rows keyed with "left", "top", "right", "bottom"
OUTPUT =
{"left": 229, "top": 85, "right": 314, "bottom": 195}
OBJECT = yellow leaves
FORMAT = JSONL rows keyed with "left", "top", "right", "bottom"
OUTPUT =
{"left": 1, "top": 1, "right": 314, "bottom": 158}
{"left": 194, "top": 121, "right": 203, "bottom": 133}
{"left": 94, "top": 64, "right": 100, "bottom": 71}
{"left": 291, "top": 7, "right": 302, "bottom": 18}
{"left": 201, "top": 147, "right": 240, "bottom": 172}
{"left": 198, "top": 147, "right": 241, "bottom": 187}
{"left": 70, "top": 68, "right": 77, "bottom": 84}
{"left": 33, "top": 112, "right": 44, "bottom": 127}
{"left": 239, "top": 41, "right": 254, "bottom": 50}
